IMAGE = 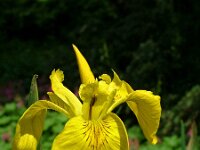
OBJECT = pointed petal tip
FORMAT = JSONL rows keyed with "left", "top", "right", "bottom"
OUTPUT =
{"left": 149, "top": 135, "right": 159, "bottom": 144}
{"left": 72, "top": 44, "right": 95, "bottom": 84}
{"left": 72, "top": 43, "right": 77, "bottom": 49}
{"left": 152, "top": 136, "right": 158, "bottom": 144}
{"left": 72, "top": 44, "right": 81, "bottom": 57}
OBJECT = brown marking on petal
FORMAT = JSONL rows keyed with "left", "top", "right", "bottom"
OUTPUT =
{"left": 89, "top": 96, "right": 97, "bottom": 119}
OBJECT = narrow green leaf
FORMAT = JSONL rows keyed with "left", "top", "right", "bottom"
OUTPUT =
{"left": 27, "top": 75, "right": 43, "bottom": 150}
{"left": 181, "top": 120, "right": 186, "bottom": 150}
{"left": 27, "top": 74, "right": 39, "bottom": 106}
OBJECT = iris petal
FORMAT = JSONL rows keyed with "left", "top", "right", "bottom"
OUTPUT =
{"left": 48, "top": 92, "right": 75, "bottom": 118}
{"left": 50, "top": 69, "right": 82, "bottom": 117}
{"left": 52, "top": 113, "right": 129, "bottom": 150}
{"left": 72, "top": 44, "right": 95, "bottom": 84}
{"left": 127, "top": 90, "right": 161, "bottom": 144}
{"left": 13, "top": 100, "right": 69, "bottom": 150}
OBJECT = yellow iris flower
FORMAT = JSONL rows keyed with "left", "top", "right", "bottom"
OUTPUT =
{"left": 13, "top": 45, "right": 161, "bottom": 150}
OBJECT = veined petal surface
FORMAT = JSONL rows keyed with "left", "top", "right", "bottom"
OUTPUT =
{"left": 72, "top": 44, "right": 95, "bottom": 84}
{"left": 50, "top": 69, "right": 82, "bottom": 117}
{"left": 52, "top": 113, "right": 129, "bottom": 150}
{"left": 13, "top": 100, "right": 69, "bottom": 150}
{"left": 127, "top": 90, "right": 161, "bottom": 144}
{"left": 48, "top": 92, "right": 75, "bottom": 118}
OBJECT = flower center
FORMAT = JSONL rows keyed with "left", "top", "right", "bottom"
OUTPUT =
{"left": 88, "top": 96, "right": 97, "bottom": 120}
{"left": 79, "top": 80, "right": 115, "bottom": 121}
{"left": 79, "top": 74, "right": 129, "bottom": 121}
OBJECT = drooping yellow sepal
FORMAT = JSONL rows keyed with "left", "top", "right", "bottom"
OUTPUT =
{"left": 12, "top": 100, "right": 70, "bottom": 150}
{"left": 127, "top": 90, "right": 161, "bottom": 144}
{"left": 72, "top": 44, "right": 95, "bottom": 84}
{"left": 52, "top": 113, "right": 129, "bottom": 150}
{"left": 13, "top": 42, "right": 162, "bottom": 150}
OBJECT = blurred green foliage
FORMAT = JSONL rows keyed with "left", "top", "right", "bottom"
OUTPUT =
{"left": 1, "top": 0, "right": 199, "bottom": 90}
{"left": 162, "top": 85, "right": 200, "bottom": 135}
{"left": 1, "top": 101, "right": 199, "bottom": 149}
{"left": 0, "top": 102, "right": 25, "bottom": 149}
{"left": 0, "top": 0, "right": 200, "bottom": 149}
{"left": 0, "top": 102, "right": 67, "bottom": 149}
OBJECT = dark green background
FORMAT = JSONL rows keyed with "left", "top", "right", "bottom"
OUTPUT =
{"left": 0, "top": 0, "right": 200, "bottom": 137}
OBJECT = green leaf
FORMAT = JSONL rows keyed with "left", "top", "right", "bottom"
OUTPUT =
{"left": 52, "top": 123, "right": 64, "bottom": 133}
{"left": 27, "top": 75, "right": 42, "bottom": 150}
{"left": 27, "top": 74, "right": 39, "bottom": 106}
{"left": 4, "top": 103, "right": 16, "bottom": 113}
{"left": 181, "top": 120, "right": 186, "bottom": 150}
{"left": 128, "top": 125, "right": 144, "bottom": 141}
{"left": 163, "top": 135, "right": 180, "bottom": 148}
{"left": 0, "top": 116, "right": 11, "bottom": 125}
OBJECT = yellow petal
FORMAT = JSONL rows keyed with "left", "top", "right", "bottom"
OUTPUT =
{"left": 52, "top": 113, "right": 129, "bottom": 150}
{"left": 112, "top": 70, "right": 122, "bottom": 86}
{"left": 127, "top": 90, "right": 161, "bottom": 144}
{"left": 99, "top": 74, "right": 111, "bottom": 84}
{"left": 48, "top": 92, "right": 75, "bottom": 118}
{"left": 13, "top": 100, "right": 69, "bottom": 150}
{"left": 79, "top": 80, "right": 115, "bottom": 120}
{"left": 72, "top": 44, "right": 95, "bottom": 84}
{"left": 79, "top": 82, "right": 98, "bottom": 120}
{"left": 50, "top": 69, "right": 82, "bottom": 117}
{"left": 106, "top": 79, "right": 133, "bottom": 114}
{"left": 79, "top": 82, "right": 98, "bottom": 102}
